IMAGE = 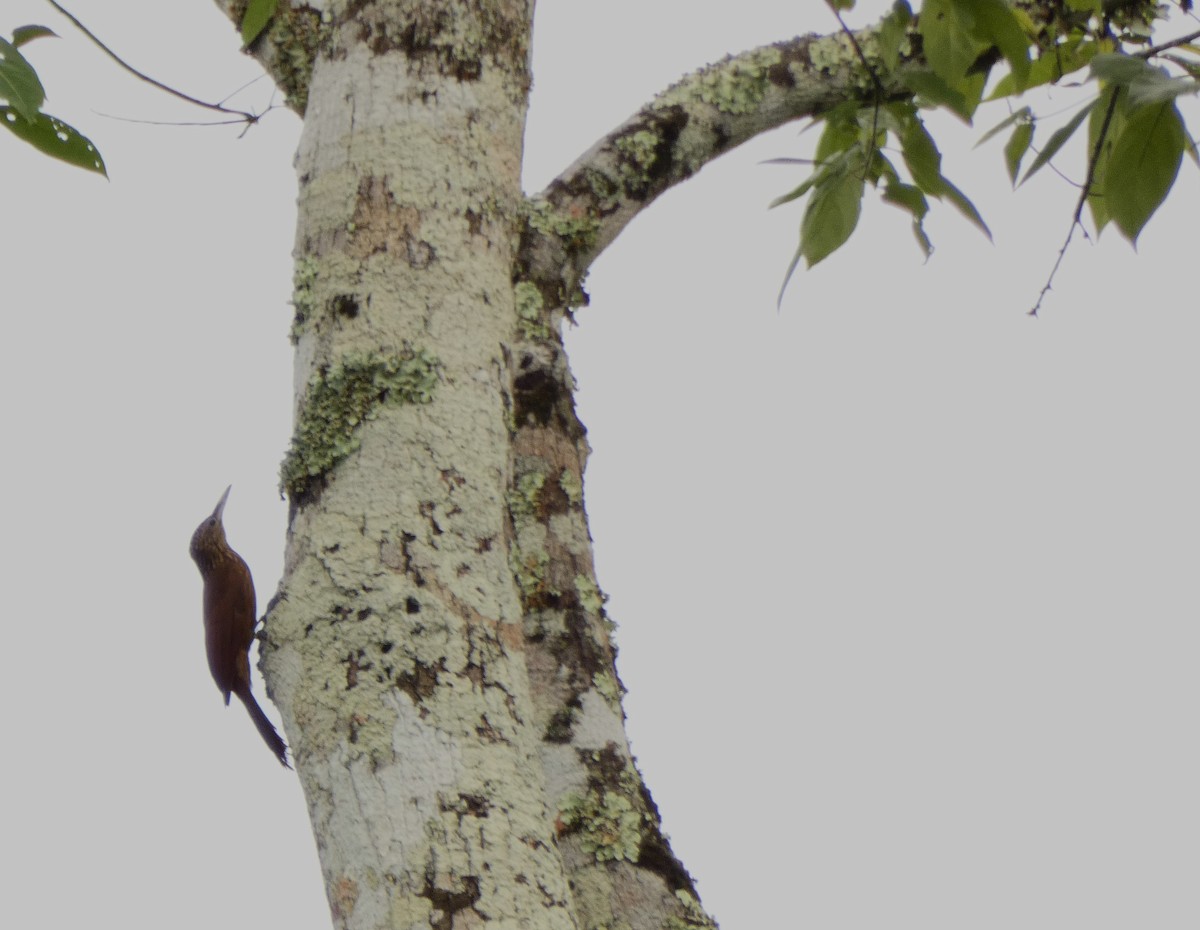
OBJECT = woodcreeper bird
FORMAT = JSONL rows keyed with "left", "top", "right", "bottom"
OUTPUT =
{"left": 189, "top": 486, "right": 290, "bottom": 767}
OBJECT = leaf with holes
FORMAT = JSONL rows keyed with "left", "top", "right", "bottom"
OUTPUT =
{"left": 0, "top": 37, "right": 45, "bottom": 122}
{"left": 0, "top": 107, "right": 106, "bottom": 175}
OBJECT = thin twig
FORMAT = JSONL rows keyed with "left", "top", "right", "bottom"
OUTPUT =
{"left": 217, "top": 72, "right": 270, "bottom": 109}
{"left": 827, "top": 4, "right": 888, "bottom": 100}
{"left": 45, "top": 1, "right": 261, "bottom": 127}
{"left": 1027, "top": 23, "right": 1199, "bottom": 315}
{"left": 1137, "top": 27, "right": 1200, "bottom": 58}
{"left": 93, "top": 112, "right": 263, "bottom": 128}
{"left": 1029, "top": 88, "right": 1121, "bottom": 316}
{"left": 828, "top": 3, "right": 888, "bottom": 180}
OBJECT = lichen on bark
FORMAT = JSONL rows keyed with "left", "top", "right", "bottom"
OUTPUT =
{"left": 280, "top": 349, "right": 440, "bottom": 499}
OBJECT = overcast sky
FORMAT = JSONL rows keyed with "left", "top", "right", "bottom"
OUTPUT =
{"left": 4, "top": 2, "right": 1199, "bottom": 928}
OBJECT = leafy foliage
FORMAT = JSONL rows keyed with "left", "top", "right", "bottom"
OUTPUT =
{"left": 778, "top": 0, "right": 1199, "bottom": 294}
{"left": 0, "top": 25, "right": 105, "bottom": 175}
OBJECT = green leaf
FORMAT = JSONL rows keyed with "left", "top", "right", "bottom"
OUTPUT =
{"left": 898, "top": 112, "right": 990, "bottom": 239}
{"left": 800, "top": 165, "right": 865, "bottom": 268}
{"left": 0, "top": 37, "right": 45, "bottom": 123}
{"left": 898, "top": 116, "right": 943, "bottom": 191}
{"left": 0, "top": 107, "right": 106, "bottom": 175}
{"left": 1003, "top": 119, "right": 1033, "bottom": 185}
{"left": 769, "top": 174, "right": 819, "bottom": 209}
{"left": 1089, "top": 53, "right": 1157, "bottom": 86}
{"left": 771, "top": 107, "right": 865, "bottom": 211}
{"left": 1019, "top": 99, "right": 1095, "bottom": 184}
{"left": 1125, "top": 71, "right": 1200, "bottom": 108}
{"left": 882, "top": 178, "right": 932, "bottom": 258}
{"left": 1104, "top": 101, "right": 1185, "bottom": 244}
{"left": 938, "top": 174, "right": 991, "bottom": 239}
{"left": 989, "top": 36, "right": 1097, "bottom": 99}
{"left": 877, "top": 1, "right": 913, "bottom": 72}
{"left": 826, "top": 0, "right": 856, "bottom": 9}
{"left": 241, "top": 0, "right": 279, "bottom": 46}
{"left": 918, "top": 0, "right": 986, "bottom": 86}
{"left": 11, "top": 25, "right": 57, "bottom": 48}
{"left": 814, "top": 110, "right": 860, "bottom": 162}
{"left": 1086, "top": 86, "right": 1128, "bottom": 234}
{"left": 976, "top": 106, "right": 1032, "bottom": 147}
{"left": 970, "top": 0, "right": 1031, "bottom": 91}
{"left": 897, "top": 66, "right": 975, "bottom": 121}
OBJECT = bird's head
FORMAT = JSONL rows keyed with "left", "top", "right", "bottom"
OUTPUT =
{"left": 189, "top": 485, "right": 232, "bottom": 567}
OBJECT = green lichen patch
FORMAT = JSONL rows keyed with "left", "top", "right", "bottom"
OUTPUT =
{"left": 663, "top": 890, "right": 718, "bottom": 930}
{"left": 615, "top": 130, "right": 659, "bottom": 171}
{"left": 281, "top": 349, "right": 439, "bottom": 500}
{"left": 659, "top": 47, "right": 782, "bottom": 115}
{"left": 524, "top": 198, "right": 601, "bottom": 254}
{"left": 558, "top": 789, "right": 645, "bottom": 864}
{"left": 806, "top": 30, "right": 882, "bottom": 93}
{"left": 266, "top": 4, "right": 327, "bottom": 114}
{"left": 574, "top": 575, "right": 605, "bottom": 616}
{"left": 614, "top": 129, "right": 661, "bottom": 192}
{"left": 591, "top": 671, "right": 622, "bottom": 708}
{"left": 507, "top": 469, "right": 546, "bottom": 520}
{"left": 514, "top": 281, "right": 549, "bottom": 340}
{"left": 558, "top": 468, "right": 583, "bottom": 506}
{"left": 290, "top": 256, "right": 320, "bottom": 342}
{"left": 614, "top": 129, "right": 664, "bottom": 198}
{"left": 557, "top": 749, "right": 656, "bottom": 864}
{"left": 582, "top": 167, "right": 622, "bottom": 214}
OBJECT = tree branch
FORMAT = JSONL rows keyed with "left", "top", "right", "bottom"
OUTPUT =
{"left": 46, "top": 1, "right": 262, "bottom": 125}
{"left": 208, "top": 0, "right": 327, "bottom": 116}
{"left": 516, "top": 28, "right": 908, "bottom": 305}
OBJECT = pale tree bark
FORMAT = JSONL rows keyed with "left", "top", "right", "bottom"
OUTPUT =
{"left": 203, "top": 1, "right": 962, "bottom": 928}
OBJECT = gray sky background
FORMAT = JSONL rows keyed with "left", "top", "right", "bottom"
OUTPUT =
{"left": 4, "top": 1, "right": 1198, "bottom": 928}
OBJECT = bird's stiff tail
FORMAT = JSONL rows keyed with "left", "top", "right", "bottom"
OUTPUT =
{"left": 235, "top": 685, "right": 291, "bottom": 768}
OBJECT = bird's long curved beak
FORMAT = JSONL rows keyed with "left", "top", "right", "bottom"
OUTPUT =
{"left": 212, "top": 484, "right": 232, "bottom": 521}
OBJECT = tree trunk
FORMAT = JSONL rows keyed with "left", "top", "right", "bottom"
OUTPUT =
{"left": 267, "top": 3, "right": 572, "bottom": 928}
{"left": 208, "top": 0, "right": 992, "bottom": 926}
{"left": 211, "top": 2, "right": 705, "bottom": 928}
